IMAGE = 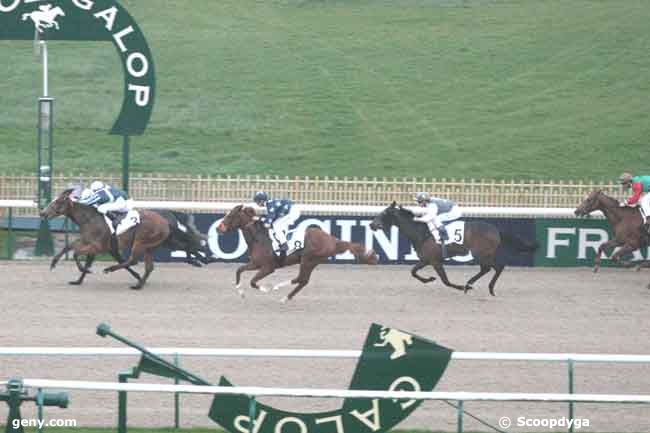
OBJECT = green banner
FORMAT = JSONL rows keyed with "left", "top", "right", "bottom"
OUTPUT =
{"left": 0, "top": 0, "right": 155, "bottom": 135}
{"left": 534, "top": 218, "right": 649, "bottom": 267}
{"left": 209, "top": 323, "right": 453, "bottom": 433}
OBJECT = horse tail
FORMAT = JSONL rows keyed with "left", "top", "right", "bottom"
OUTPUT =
{"left": 499, "top": 230, "right": 539, "bottom": 252}
{"left": 172, "top": 211, "right": 207, "bottom": 244}
{"left": 335, "top": 241, "right": 379, "bottom": 265}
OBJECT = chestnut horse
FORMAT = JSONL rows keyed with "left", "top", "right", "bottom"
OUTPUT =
{"left": 41, "top": 188, "right": 172, "bottom": 289}
{"left": 217, "top": 205, "right": 378, "bottom": 302}
{"left": 574, "top": 189, "right": 649, "bottom": 272}
{"left": 370, "top": 202, "right": 538, "bottom": 295}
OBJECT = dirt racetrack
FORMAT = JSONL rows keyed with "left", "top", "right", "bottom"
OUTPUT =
{"left": 1, "top": 260, "right": 649, "bottom": 432}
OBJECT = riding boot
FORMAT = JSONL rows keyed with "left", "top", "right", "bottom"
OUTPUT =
{"left": 438, "top": 227, "right": 449, "bottom": 259}
{"left": 645, "top": 217, "right": 650, "bottom": 235}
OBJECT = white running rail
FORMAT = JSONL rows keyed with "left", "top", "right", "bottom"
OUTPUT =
{"left": 0, "top": 199, "right": 600, "bottom": 218}
{"left": 18, "top": 378, "right": 650, "bottom": 404}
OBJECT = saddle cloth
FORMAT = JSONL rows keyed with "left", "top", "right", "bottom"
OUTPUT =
{"left": 433, "top": 220, "right": 474, "bottom": 263}
{"left": 270, "top": 227, "right": 306, "bottom": 257}
{"left": 104, "top": 210, "right": 140, "bottom": 236}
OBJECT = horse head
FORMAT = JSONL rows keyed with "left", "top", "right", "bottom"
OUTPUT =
{"left": 575, "top": 189, "right": 605, "bottom": 217}
{"left": 40, "top": 188, "right": 76, "bottom": 220}
{"left": 370, "top": 201, "right": 400, "bottom": 231}
{"left": 218, "top": 205, "right": 256, "bottom": 233}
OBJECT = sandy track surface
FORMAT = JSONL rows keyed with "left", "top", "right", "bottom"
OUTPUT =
{"left": 1, "top": 260, "right": 649, "bottom": 432}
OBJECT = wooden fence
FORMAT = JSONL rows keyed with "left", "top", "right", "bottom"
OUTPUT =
{"left": 0, "top": 173, "right": 624, "bottom": 214}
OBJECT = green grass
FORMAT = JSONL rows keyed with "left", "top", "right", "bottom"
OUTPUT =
{"left": 2, "top": 0, "right": 649, "bottom": 179}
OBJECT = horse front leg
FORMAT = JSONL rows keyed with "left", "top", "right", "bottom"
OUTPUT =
{"left": 69, "top": 255, "right": 96, "bottom": 285}
{"left": 610, "top": 244, "right": 636, "bottom": 267}
{"left": 104, "top": 241, "right": 142, "bottom": 275}
{"left": 593, "top": 239, "right": 620, "bottom": 273}
{"left": 249, "top": 265, "right": 275, "bottom": 293}
{"left": 410, "top": 261, "right": 436, "bottom": 283}
{"left": 234, "top": 262, "right": 260, "bottom": 297}
{"left": 432, "top": 263, "right": 465, "bottom": 291}
{"left": 130, "top": 251, "right": 154, "bottom": 290}
{"left": 281, "top": 259, "right": 320, "bottom": 303}
{"left": 50, "top": 241, "right": 78, "bottom": 270}
{"left": 464, "top": 264, "right": 491, "bottom": 293}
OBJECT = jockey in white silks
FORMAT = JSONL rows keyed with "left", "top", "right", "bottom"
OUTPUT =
{"left": 253, "top": 191, "right": 301, "bottom": 257}
{"left": 413, "top": 192, "right": 462, "bottom": 258}
{"left": 75, "top": 181, "right": 137, "bottom": 235}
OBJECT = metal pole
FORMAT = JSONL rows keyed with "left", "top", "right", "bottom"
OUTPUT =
{"left": 41, "top": 41, "right": 48, "bottom": 97}
{"left": 568, "top": 359, "right": 575, "bottom": 433}
{"left": 174, "top": 353, "right": 180, "bottom": 429}
{"left": 7, "top": 207, "right": 13, "bottom": 259}
{"left": 248, "top": 396, "right": 257, "bottom": 433}
{"left": 117, "top": 371, "right": 130, "bottom": 433}
{"left": 457, "top": 400, "right": 464, "bottom": 433}
{"left": 36, "top": 387, "right": 44, "bottom": 433}
{"left": 122, "top": 135, "right": 130, "bottom": 194}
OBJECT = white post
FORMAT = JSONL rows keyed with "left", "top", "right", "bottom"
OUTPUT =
{"left": 40, "top": 41, "right": 48, "bottom": 97}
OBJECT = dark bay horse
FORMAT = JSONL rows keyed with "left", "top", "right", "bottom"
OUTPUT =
{"left": 41, "top": 188, "right": 200, "bottom": 289}
{"left": 574, "top": 189, "right": 648, "bottom": 272}
{"left": 369, "top": 202, "right": 538, "bottom": 295}
{"left": 217, "top": 205, "right": 378, "bottom": 302}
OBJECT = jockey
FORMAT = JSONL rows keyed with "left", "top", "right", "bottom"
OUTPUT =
{"left": 253, "top": 191, "right": 301, "bottom": 254}
{"left": 619, "top": 172, "right": 650, "bottom": 232}
{"left": 76, "top": 181, "right": 133, "bottom": 232}
{"left": 413, "top": 192, "right": 462, "bottom": 258}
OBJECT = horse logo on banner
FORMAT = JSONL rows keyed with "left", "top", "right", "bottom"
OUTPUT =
{"left": 22, "top": 4, "right": 65, "bottom": 33}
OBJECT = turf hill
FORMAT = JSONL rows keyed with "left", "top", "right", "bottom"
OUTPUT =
{"left": 1, "top": 0, "right": 648, "bottom": 180}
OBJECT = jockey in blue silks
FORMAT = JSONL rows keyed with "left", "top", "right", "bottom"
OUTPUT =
{"left": 413, "top": 192, "right": 463, "bottom": 259}
{"left": 76, "top": 181, "right": 135, "bottom": 234}
{"left": 253, "top": 191, "right": 301, "bottom": 254}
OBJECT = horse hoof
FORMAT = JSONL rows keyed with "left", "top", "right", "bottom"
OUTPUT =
{"left": 103, "top": 268, "right": 112, "bottom": 274}
{"left": 280, "top": 296, "right": 289, "bottom": 304}
{"left": 68, "top": 281, "right": 82, "bottom": 285}
{"left": 259, "top": 286, "right": 270, "bottom": 293}
{"left": 130, "top": 285, "right": 143, "bottom": 290}
{"left": 463, "top": 285, "right": 473, "bottom": 294}
{"left": 593, "top": 267, "right": 600, "bottom": 273}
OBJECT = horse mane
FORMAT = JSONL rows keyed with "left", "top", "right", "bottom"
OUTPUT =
{"left": 595, "top": 189, "right": 620, "bottom": 206}
{"left": 397, "top": 205, "right": 415, "bottom": 218}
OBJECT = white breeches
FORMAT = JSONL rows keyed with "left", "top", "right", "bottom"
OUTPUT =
{"left": 270, "top": 207, "right": 301, "bottom": 243}
{"left": 96, "top": 197, "right": 131, "bottom": 214}
{"left": 639, "top": 194, "right": 650, "bottom": 219}
{"left": 427, "top": 206, "right": 462, "bottom": 234}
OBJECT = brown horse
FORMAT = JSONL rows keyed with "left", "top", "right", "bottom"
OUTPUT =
{"left": 574, "top": 189, "right": 648, "bottom": 272}
{"left": 217, "top": 205, "right": 378, "bottom": 302}
{"left": 40, "top": 188, "right": 171, "bottom": 289}
{"left": 369, "top": 202, "right": 538, "bottom": 295}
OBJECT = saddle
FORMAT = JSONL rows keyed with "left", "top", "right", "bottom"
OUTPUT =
{"left": 107, "top": 211, "right": 127, "bottom": 230}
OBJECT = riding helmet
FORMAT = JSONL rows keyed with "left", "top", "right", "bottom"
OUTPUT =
{"left": 253, "top": 191, "right": 268, "bottom": 204}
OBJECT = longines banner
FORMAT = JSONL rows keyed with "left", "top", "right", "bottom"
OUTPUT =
{"left": 0, "top": 0, "right": 155, "bottom": 135}
{"left": 209, "top": 323, "right": 453, "bottom": 433}
{"left": 150, "top": 214, "right": 648, "bottom": 267}
{"left": 153, "top": 214, "right": 538, "bottom": 266}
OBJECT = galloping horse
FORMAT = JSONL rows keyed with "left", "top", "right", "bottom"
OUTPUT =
{"left": 574, "top": 189, "right": 648, "bottom": 272}
{"left": 41, "top": 188, "right": 188, "bottom": 289}
{"left": 370, "top": 202, "right": 538, "bottom": 295}
{"left": 22, "top": 6, "right": 65, "bottom": 33}
{"left": 217, "top": 205, "right": 378, "bottom": 302}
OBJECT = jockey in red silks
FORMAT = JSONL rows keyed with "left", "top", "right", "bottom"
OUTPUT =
{"left": 619, "top": 172, "right": 650, "bottom": 232}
